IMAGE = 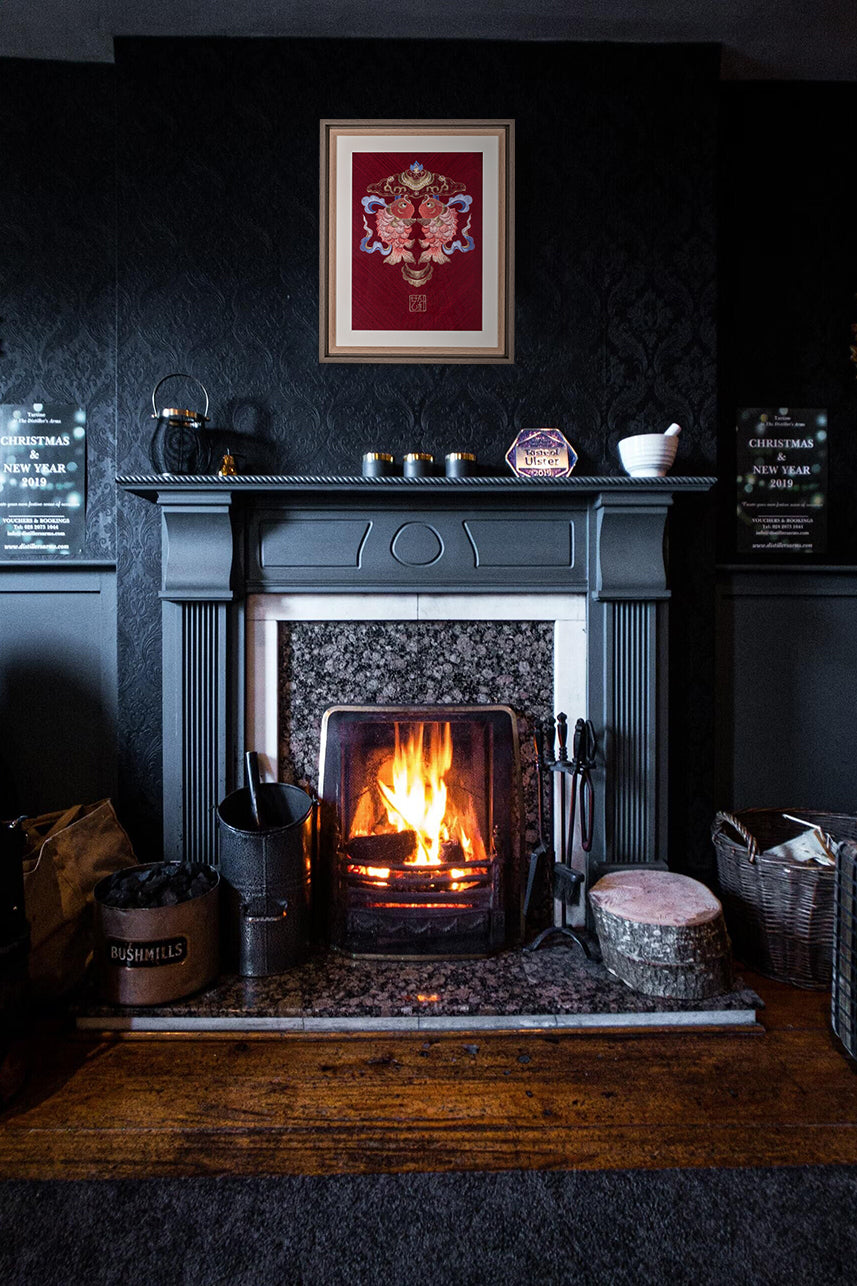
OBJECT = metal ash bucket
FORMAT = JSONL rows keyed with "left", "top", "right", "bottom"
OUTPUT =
{"left": 94, "top": 862, "right": 220, "bottom": 1005}
{"left": 216, "top": 783, "right": 314, "bottom": 977}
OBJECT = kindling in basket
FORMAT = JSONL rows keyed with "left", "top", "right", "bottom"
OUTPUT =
{"left": 711, "top": 807, "right": 855, "bottom": 989}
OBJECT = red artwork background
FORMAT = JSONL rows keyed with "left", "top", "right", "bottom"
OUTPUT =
{"left": 350, "top": 150, "right": 483, "bottom": 333}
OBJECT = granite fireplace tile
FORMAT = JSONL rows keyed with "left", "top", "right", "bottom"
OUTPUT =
{"left": 294, "top": 952, "right": 535, "bottom": 1019}
{"left": 76, "top": 967, "right": 305, "bottom": 1021}
{"left": 76, "top": 944, "right": 762, "bottom": 1030}
{"left": 520, "top": 945, "right": 762, "bottom": 1014}
{"left": 279, "top": 618, "right": 556, "bottom": 850}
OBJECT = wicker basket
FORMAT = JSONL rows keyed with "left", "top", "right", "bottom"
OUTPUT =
{"left": 832, "top": 839, "right": 857, "bottom": 1059}
{"left": 711, "top": 808, "right": 856, "bottom": 989}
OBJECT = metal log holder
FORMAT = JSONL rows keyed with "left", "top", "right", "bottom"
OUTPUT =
{"left": 524, "top": 711, "right": 597, "bottom": 958}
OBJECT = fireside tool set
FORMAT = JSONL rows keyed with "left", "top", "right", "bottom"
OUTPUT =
{"left": 524, "top": 712, "right": 598, "bottom": 957}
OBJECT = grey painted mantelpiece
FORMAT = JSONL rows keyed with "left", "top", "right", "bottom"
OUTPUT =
{"left": 118, "top": 475, "right": 714, "bottom": 878}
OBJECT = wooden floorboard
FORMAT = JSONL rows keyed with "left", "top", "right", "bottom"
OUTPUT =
{"left": 2, "top": 971, "right": 856, "bottom": 1179}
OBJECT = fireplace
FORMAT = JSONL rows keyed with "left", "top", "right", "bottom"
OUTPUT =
{"left": 115, "top": 474, "right": 715, "bottom": 912}
{"left": 319, "top": 705, "right": 522, "bottom": 957}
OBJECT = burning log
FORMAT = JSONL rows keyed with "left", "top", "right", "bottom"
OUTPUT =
{"left": 345, "top": 831, "right": 418, "bottom": 865}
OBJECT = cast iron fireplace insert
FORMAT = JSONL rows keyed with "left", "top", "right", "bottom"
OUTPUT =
{"left": 318, "top": 705, "right": 522, "bottom": 958}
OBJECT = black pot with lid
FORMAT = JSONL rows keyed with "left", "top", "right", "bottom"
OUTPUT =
{"left": 149, "top": 372, "right": 212, "bottom": 474}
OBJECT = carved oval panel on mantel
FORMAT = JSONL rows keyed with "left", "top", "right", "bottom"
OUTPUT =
{"left": 390, "top": 522, "right": 445, "bottom": 567}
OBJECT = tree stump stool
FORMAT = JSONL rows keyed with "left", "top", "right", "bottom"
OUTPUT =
{"left": 588, "top": 870, "right": 733, "bottom": 999}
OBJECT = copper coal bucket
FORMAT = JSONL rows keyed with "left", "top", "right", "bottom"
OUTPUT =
{"left": 94, "top": 862, "right": 220, "bottom": 1005}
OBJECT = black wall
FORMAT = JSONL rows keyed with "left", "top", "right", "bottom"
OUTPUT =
{"left": 718, "top": 83, "right": 857, "bottom": 563}
{"left": 110, "top": 37, "right": 720, "bottom": 851}
{"left": 1, "top": 59, "right": 116, "bottom": 560}
{"left": 0, "top": 62, "right": 118, "bottom": 814}
{"left": 30, "top": 43, "right": 857, "bottom": 868}
{"left": 714, "top": 83, "right": 857, "bottom": 818}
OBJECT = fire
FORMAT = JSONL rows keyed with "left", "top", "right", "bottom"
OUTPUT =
{"left": 379, "top": 722, "right": 451, "bottom": 864}
{"left": 349, "top": 721, "right": 487, "bottom": 867}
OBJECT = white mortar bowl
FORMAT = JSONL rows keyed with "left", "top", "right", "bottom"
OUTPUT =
{"left": 618, "top": 433, "right": 678, "bottom": 478}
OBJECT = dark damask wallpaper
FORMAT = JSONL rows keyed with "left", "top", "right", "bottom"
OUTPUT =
{"left": 5, "top": 49, "right": 856, "bottom": 872}
{"left": 113, "top": 37, "right": 719, "bottom": 850}
{"left": 0, "top": 60, "right": 116, "bottom": 560}
{"left": 718, "top": 83, "right": 857, "bottom": 563}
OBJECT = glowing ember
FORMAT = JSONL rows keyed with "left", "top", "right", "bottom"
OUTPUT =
{"left": 375, "top": 903, "right": 474, "bottom": 909}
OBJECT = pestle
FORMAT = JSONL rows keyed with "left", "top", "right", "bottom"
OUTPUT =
{"left": 664, "top": 423, "right": 682, "bottom": 436}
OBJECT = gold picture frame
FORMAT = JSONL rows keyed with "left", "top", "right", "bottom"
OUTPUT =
{"left": 320, "top": 119, "right": 514, "bottom": 364}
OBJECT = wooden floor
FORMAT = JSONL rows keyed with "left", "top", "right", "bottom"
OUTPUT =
{"left": 1, "top": 971, "right": 856, "bottom": 1180}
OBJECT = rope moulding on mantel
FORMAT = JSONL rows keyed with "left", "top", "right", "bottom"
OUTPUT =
{"left": 116, "top": 473, "right": 717, "bottom": 494}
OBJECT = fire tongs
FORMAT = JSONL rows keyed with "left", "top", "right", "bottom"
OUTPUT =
{"left": 523, "top": 712, "right": 595, "bottom": 957}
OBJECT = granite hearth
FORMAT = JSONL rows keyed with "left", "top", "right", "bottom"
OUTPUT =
{"left": 77, "top": 942, "right": 760, "bottom": 1033}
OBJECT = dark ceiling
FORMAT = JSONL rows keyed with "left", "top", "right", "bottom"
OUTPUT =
{"left": 2, "top": 0, "right": 856, "bottom": 79}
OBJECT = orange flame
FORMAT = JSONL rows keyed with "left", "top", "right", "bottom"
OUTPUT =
{"left": 349, "top": 721, "right": 487, "bottom": 868}
{"left": 379, "top": 722, "right": 451, "bottom": 864}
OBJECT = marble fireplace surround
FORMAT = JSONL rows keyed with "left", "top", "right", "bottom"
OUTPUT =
{"left": 103, "top": 474, "right": 757, "bottom": 1033}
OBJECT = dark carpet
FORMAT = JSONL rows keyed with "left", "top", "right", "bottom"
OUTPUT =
{"left": 1, "top": 1166, "right": 856, "bottom": 1285}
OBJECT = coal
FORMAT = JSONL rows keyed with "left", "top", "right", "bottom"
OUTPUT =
{"left": 98, "top": 862, "right": 217, "bottom": 910}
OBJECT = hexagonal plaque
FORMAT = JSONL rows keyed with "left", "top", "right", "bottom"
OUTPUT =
{"left": 505, "top": 427, "right": 578, "bottom": 479}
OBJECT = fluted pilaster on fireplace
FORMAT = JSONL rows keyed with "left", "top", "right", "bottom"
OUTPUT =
{"left": 589, "top": 490, "right": 673, "bottom": 872}
{"left": 118, "top": 475, "right": 712, "bottom": 873}
{"left": 158, "top": 487, "right": 237, "bottom": 863}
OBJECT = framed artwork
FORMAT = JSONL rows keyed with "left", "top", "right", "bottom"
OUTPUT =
{"left": 320, "top": 120, "right": 514, "bottom": 363}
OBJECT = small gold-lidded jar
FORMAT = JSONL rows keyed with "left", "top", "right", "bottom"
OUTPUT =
{"left": 362, "top": 451, "right": 395, "bottom": 477}
{"left": 403, "top": 452, "right": 434, "bottom": 478}
{"left": 445, "top": 451, "right": 477, "bottom": 478}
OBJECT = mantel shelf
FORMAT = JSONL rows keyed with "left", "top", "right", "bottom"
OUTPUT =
{"left": 116, "top": 473, "right": 716, "bottom": 503}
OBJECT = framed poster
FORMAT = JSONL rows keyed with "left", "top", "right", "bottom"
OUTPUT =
{"left": 0, "top": 403, "right": 86, "bottom": 558}
{"left": 320, "top": 120, "right": 514, "bottom": 363}
{"left": 735, "top": 407, "right": 828, "bottom": 555}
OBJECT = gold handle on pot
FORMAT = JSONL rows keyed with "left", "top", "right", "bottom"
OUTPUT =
{"left": 151, "top": 372, "right": 210, "bottom": 421}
